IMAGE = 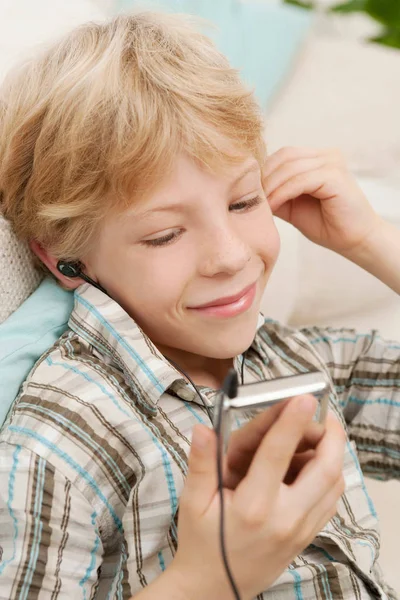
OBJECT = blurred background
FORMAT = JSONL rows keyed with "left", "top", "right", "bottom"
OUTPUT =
{"left": 1, "top": 0, "right": 399, "bottom": 592}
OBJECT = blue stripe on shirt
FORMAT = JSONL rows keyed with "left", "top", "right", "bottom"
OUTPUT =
{"left": 308, "top": 334, "right": 371, "bottom": 345}
{"left": 316, "top": 565, "right": 333, "bottom": 600}
{"left": 346, "top": 396, "right": 400, "bottom": 408}
{"left": 350, "top": 378, "right": 400, "bottom": 387}
{"left": 79, "top": 510, "right": 100, "bottom": 599}
{"left": 0, "top": 445, "right": 21, "bottom": 575}
{"left": 347, "top": 441, "right": 377, "bottom": 518}
{"left": 289, "top": 567, "right": 304, "bottom": 600}
{"left": 356, "top": 443, "right": 400, "bottom": 461}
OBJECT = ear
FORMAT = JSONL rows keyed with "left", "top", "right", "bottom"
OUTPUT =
{"left": 30, "top": 240, "right": 85, "bottom": 290}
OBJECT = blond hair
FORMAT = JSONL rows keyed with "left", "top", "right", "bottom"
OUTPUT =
{"left": 0, "top": 12, "right": 266, "bottom": 263}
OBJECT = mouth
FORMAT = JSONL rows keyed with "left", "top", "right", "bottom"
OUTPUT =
{"left": 188, "top": 281, "right": 258, "bottom": 318}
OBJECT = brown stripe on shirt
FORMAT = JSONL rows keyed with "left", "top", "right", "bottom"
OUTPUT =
{"left": 14, "top": 455, "right": 51, "bottom": 599}
{"left": 29, "top": 461, "right": 55, "bottom": 600}
{"left": 52, "top": 479, "right": 72, "bottom": 600}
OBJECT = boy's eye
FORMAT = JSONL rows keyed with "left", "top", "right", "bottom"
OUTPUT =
{"left": 142, "top": 230, "right": 182, "bottom": 247}
{"left": 141, "top": 196, "right": 262, "bottom": 248}
{"left": 229, "top": 195, "right": 262, "bottom": 212}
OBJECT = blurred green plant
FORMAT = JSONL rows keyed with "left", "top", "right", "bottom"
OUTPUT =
{"left": 284, "top": 0, "right": 400, "bottom": 49}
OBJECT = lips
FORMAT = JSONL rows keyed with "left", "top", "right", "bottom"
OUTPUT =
{"left": 190, "top": 282, "right": 257, "bottom": 309}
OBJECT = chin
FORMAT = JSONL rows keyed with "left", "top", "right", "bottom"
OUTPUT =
{"left": 199, "top": 311, "right": 260, "bottom": 359}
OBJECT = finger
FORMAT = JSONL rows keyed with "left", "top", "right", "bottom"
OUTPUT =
{"left": 290, "top": 413, "right": 346, "bottom": 514}
{"left": 263, "top": 146, "right": 341, "bottom": 181}
{"left": 268, "top": 168, "right": 338, "bottom": 213}
{"left": 225, "top": 413, "right": 324, "bottom": 490}
{"left": 227, "top": 403, "right": 323, "bottom": 463}
{"left": 295, "top": 421, "right": 325, "bottom": 453}
{"left": 181, "top": 425, "right": 218, "bottom": 516}
{"left": 272, "top": 195, "right": 320, "bottom": 226}
{"left": 283, "top": 419, "right": 327, "bottom": 485}
{"left": 305, "top": 475, "right": 345, "bottom": 537}
{"left": 283, "top": 419, "right": 326, "bottom": 486}
{"left": 234, "top": 394, "right": 318, "bottom": 511}
{"left": 272, "top": 199, "right": 294, "bottom": 223}
{"left": 263, "top": 147, "right": 323, "bottom": 179}
{"left": 264, "top": 157, "right": 325, "bottom": 199}
{"left": 299, "top": 475, "right": 345, "bottom": 551}
{"left": 284, "top": 449, "right": 316, "bottom": 485}
{"left": 224, "top": 401, "right": 289, "bottom": 488}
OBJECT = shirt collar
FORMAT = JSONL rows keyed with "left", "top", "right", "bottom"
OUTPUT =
{"left": 69, "top": 284, "right": 184, "bottom": 417}
{"left": 69, "top": 284, "right": 266, "bottom": 414}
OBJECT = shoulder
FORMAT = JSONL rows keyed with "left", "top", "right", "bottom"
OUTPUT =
{"left": 0, "top": 441, "right": 93, "bottom": 519}
{"left": 5, "top": 329, "right": 138, "bottom": 425}
{"left": 254, "top": 318, "right": 341, "bottom": 375}
{"left": 257, "top": 317, "right": 300, "bottom": 341}
{"left": 255, "top": 317, "right": 317, "bottom": 357}
{"left": 0, "top": 331, "right": 144, "bottom": 520}
{"left": 255, "top": 319, "right": 394, "bottom": 377}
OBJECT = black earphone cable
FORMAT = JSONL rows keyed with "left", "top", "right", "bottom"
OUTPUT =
{"left": 240, "top": 351, "right": 246, "bottom": 387}
{"left": 56, "top": 260, "right": 107, "bottom": 295}
{"left": 165, "top": 356, "right": 245, "bottom": 600}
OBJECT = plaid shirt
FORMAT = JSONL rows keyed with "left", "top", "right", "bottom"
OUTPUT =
{"left": 0, "top": 283, "right": 399, "bottom": 599}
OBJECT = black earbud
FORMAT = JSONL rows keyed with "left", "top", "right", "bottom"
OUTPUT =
{"left": 56, "top": 260, "right": 107, "bottom": 295}
{"left": 57, "top": 260, "right": 82, "bottom": 278}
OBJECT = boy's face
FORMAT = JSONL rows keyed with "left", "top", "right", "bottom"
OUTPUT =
{"left": 85, "top": 154, "right": 280, "bottom": 360}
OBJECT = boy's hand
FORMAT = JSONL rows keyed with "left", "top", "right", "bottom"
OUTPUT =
{"left": 263, "top": 147, "right": 381, "bottom": 257}
{"left": 174, "top": 396, "right": 346, "bottom": 600}
{"left": 223, "top": 396, "right": 324, "bottom": 490}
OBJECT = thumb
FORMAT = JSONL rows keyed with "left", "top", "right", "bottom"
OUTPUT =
{"left": 182, "top": 424, "right": 218, "bottom": 515}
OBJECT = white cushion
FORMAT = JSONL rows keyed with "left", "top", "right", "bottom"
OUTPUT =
{"left": 0, "top": 217, "right": 42, "bottom": 323}
{"left": 260, "top": 218, "right": 300, "bottom": 323}
{"left": 265, "top": 32, "right": 400, "bottom": 181}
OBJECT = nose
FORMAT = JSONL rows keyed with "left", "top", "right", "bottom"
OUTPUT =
{"left": 198, "top": 224, "right": 252, "bottom": 277}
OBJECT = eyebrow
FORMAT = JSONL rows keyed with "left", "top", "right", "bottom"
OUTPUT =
{"left": 229, "top": 161, "right": 260, "bottom": 190}
{"left": 131, "top": 161, "right": 260, "bottom": 221}
{"left": 131, "top": 202, "right": 186, "bottom": 222}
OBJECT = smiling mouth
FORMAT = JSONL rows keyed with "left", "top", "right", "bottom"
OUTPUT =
{"left": 188, "top": 281, "right": 258, "bottom": 318}
{"left": 189, "top": 282, "right": 257, "bottom": 310}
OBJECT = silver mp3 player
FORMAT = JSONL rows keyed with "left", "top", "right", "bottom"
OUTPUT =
{"left": 214, "top": 371, "right": 330, "bottom": 452}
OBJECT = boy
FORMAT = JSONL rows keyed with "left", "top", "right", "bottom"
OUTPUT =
{"left": 0, "top": 11, "right": 399, "bottom": 600}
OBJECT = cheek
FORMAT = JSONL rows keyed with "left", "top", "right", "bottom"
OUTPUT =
{"left": 111, "top": 249, "right": 193, "bottom": 321}
{"left": 267, "top": 219, "right": 281, "bottom": 263}
{"left": 248, "top": 208, "right": 281, "bottom": 266}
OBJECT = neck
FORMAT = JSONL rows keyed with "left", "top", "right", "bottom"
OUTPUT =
{"left": 159, "top": 346, "right": 234, "bottom": 390}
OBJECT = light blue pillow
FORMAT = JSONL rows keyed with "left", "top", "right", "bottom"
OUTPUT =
{"left": 0, "top": 278, "right": 73, "bottom": 425}
{"left": 116, "top": 0, "right": 313, "bottom": 108}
